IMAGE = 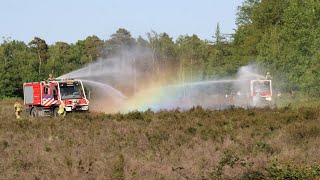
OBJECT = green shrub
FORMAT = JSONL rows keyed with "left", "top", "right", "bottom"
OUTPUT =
{"left": 0, "top": 97, "right": 22, "bottom": 102}
{"left": 1, "top": 140, "right": 9, "bottom": 149}
{"left": 125, "top": 111, "right": 144, "bottom": 121}
{"left": 214, "top": 150, "right": 240, "bottom": 177}
{"left": 287, "top": 123, "right": 320, "bottom": 143}
{"left": 301, "top": 109, "right": 318, "bottom": 120}
{"left": 241, "top": 171, "right": 265, "bottom": 179}
{"left": 200, "top": 129, "right": 218, "bottom": 141}
{"left": 267, "top": 161, "right": 320, "bottom": 179}
{"left": 14, "top": 119, "right": 32, "bottom": 128}
{"left": 112, "top": 154, "right": 125, "bottom": 180}
{"left": 146, "top": 130, "right": 170, "bottom": 148}
{"left": 255, "top": 141, "right": 274, "bottom": 154}
{"left": 185, "top": 127, "right": 197, "bottom": 136}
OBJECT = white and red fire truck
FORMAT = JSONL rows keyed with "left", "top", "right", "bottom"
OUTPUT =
{"left": 249, "top": 79, "right": 272, "bottom": 105}
{"left": 23, "top": 79, "right": 89, "bottom": 117}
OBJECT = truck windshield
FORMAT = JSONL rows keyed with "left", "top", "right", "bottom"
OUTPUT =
{"left": 253, "top": 81, "right": 271, "bottom": 93}
{"left": 59, "top": 81, "right": 84, "bottom": 100}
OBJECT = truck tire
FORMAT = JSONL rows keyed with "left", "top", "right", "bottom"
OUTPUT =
{"left": 53, "top": 107, "right": 59, "bottom": 118}
{"left": 31, "top": 108, "right": 38, "bottom": 118}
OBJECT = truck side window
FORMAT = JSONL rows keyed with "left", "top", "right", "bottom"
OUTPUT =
{"left": 52, "top": 86, "right": 58, "bottom": 100}
{"left": 44, "top": 86, "right": 49, "bottom": 94}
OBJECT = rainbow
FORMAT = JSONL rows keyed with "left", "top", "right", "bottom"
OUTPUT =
{"left": 121, "top": 83, "right": 187, "bottom": 112}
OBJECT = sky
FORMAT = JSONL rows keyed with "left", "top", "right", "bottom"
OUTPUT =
{"left": 0, "top": 0, "right": 243, "bottom": 45}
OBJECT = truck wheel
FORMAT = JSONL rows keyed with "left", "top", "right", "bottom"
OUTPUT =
{"left": 31, "top": 108, "right": 38, "bottom": 118}
{"left": 53, "top": 108, "right": 59, "bottom": 118}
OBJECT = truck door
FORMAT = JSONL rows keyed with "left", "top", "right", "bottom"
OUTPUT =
{"left": 42, "top": 85, "right": 50, "bottom": 105}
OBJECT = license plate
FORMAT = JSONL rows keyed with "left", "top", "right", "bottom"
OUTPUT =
{"left": 65, "top": 107, "right": 72, "bottom": 111}
{"left": 266, "top": 97, "right": 272, "bottom": 101}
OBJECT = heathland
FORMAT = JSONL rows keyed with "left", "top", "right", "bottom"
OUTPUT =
{"left": 1, "top": 98, "right": 319, "bottom": 179}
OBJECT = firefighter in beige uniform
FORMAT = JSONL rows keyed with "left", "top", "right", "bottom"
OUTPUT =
{"left": 47, "top": 74, "right": 54, "bottom": 81}
{"left": 266, "top": 72, "right": 272, "bottom": 80}
{"left": 58, "top": 101, "right": 66, "bottom": 118}
{"left": 14, "top": 102, "right": 23, "bottom": 119}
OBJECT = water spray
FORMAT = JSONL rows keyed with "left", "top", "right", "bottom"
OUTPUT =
{"left": 58, "top": 45, "right": 269, "bottom": 113}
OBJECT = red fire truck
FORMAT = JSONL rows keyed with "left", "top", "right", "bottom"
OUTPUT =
{"left": 23, "top": 79, "right": 89, "bottom": 117}
{"left": 250, "top": 80, "right": 272, "bottom": 105}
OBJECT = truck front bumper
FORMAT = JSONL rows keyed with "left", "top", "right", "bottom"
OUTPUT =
{"left": 65, "top": 105, "right": 89, "bottom": 112}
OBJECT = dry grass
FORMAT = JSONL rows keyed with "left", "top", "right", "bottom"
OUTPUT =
{"left": 0, "top": 103, "right": 320, "bottom": 179}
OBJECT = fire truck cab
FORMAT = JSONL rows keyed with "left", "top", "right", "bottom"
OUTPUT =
{"left": 250, "top": 80, "right": 272, "bottom": 106}
{"left": 23, "top": 79, "right": 89, "bottom": 117}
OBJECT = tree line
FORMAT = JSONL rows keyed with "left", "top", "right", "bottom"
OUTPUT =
{"left": 0, "top": 0, "right": 319, "bottom": 98}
